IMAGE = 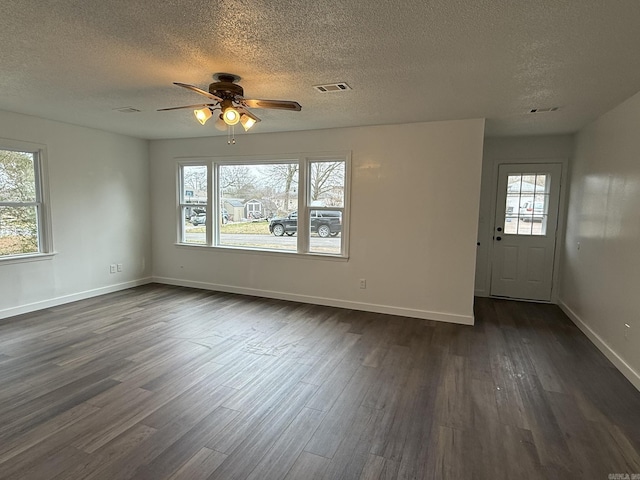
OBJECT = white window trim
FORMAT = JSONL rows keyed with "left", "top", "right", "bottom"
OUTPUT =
{"left": 176, "top": 161, "right": 209, "bottom": 245}
{"left": 175, "top": 152, "right": 351, "bottom": 259}
{"left": 0, "top": 138, "right": 54, "bottom": 263}
{"left": 0, "top": 252, "right": 56, "bottom": 265}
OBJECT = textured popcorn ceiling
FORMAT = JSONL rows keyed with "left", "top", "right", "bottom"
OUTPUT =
{"left": 1, "top": 0, "right": 640, "bottom": 139}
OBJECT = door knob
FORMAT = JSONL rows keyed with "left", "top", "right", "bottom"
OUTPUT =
{"left": 497, "top": 227, "right": 503, "bottom": 232}
{"left": 496, "top": 236, "right": 502, "bottom": 241}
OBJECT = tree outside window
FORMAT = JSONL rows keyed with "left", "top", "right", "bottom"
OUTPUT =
{"left": 177, "top": 155, "right": 349, "bottom": 257}
{"left": 0, "top": 149, "right": 42, "bottom": 256}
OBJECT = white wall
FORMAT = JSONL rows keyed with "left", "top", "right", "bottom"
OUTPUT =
{"left": 475, "top": 135, "right": 574, "bottom": 297}
{"left": 0, "top": 110, "right": 151, "bottom": 318}
{"left": 560, "top": 91, "right": 640, "bottom": 390}
{"left": 150, "top": 119, "right": 485, "bottom": 324}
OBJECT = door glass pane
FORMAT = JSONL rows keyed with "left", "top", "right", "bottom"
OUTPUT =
{"left": 535, "top": 174, "right": 549, "bottom": 194}
{"left": 504, "top": 214, "right": 518, "bottom": 234}
{"left": 521, "top": 175, "right": 537, "bottom": 195}
{"left": 507, "top": 175, "right": 522, "bottom": 194}
{"left": 503, "top": 173, "right": 550, "bottom": 236}
{"left": 517, "top": 216, "right": 533, "bottom": 235}
{"left": 505, "top": 194, "right": 519, "bottom": 219}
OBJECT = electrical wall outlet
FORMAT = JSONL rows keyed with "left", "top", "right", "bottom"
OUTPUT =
{"left": 110, "top": 264, "right": 116, "bottom": 274}
{"left": 117, "top": 263, "right": 123, "bottom": 272}
{"left": 359, "top": 278, "right": 367, "bottom": 289}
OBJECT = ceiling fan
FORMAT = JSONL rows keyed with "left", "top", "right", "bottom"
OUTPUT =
{"left": 158, "top": 73, "right": 302, "bottom": 133}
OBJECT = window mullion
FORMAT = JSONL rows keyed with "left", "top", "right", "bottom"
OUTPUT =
{"left": 297, "top": 157, "right": 309, "bottom": 254}
{"left": 209, "top": 163, "right": 222, "bottom": 245}
{"left": 33, "top": 152, "right": 43, "bottom": 204}
{"left": 178, "top": 165, "right": 185, "bottom": 243}
{"left": 207, "top": 164, "right": 214, "bottom": 246}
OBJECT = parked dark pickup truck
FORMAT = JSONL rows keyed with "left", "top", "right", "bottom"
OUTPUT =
{"left": 269, "top": 210, "right": 341, "bottom": 238}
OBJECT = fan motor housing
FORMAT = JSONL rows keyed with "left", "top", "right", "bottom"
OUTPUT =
{"left": 209, "top": 73, "right": 244, "bottom": 99}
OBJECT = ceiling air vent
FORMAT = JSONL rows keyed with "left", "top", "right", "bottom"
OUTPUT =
{"left": 528, "top": 107, "right": 559, "bottom": 114}
{"left": 113, "top": 106, "right": 141, "bottom": 113}
{"left": 313, "top": 82, "right": 351, "bottom": 93}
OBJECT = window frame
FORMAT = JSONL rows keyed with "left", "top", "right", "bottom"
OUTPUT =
{"left": 301, "top": 157, "right": 349, "bottom": 257}
{"left": 177, "top": 161, "right": 210, "bottom": 246}
{"left": 176, "top": 153, "right": 350, "bottom": 259}
{"left": 0, "top": 139, "right": 53, "bottom": 264}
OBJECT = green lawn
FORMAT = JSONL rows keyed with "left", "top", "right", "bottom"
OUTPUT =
{"left": 222, "top": 221, "right": 270, "bottom": 234}
{"left": 185, "top": 221, "right": 271, "bottom": 235}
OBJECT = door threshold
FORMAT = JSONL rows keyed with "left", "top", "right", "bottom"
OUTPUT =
{"left": 489, "top": 295, "right": 554, "bottom": 304}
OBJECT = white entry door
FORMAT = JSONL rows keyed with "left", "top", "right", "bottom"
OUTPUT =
{"left": 490, "top": 163, "right": 562, "bottom": 301}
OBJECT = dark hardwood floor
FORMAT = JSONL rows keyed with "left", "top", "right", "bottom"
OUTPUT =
{"left": 0, "top": 284, "right": 639, "bottom": 479}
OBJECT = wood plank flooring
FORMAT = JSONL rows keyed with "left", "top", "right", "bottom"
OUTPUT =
{"left": 0, "top": 284, "right": 639, "bottom": 479}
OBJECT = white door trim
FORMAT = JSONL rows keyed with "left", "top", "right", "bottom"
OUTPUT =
{"left": 484, "top": 158, "right": 567, "bottom": 303}
{"left": 490, "top": 163, "right": 562, "bottom": 301}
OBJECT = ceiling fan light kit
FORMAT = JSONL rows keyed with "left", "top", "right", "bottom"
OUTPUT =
{"left": 194, "top": 107, "right": 213, "bottom": 125}
{"left": 159, "top": 73, "right": 302, "bottom": 144}
{"left": 222, "top": 107, "right": 240, "bottom": 125}
{"left": 240, "top": 114, "right": 256, "bottom": 131}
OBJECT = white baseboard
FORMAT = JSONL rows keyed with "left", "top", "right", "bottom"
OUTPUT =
{"left": 153, "top": 276, "right": 475, "bottom": 325}
{"left": 559, "top": 299, "right": 640, "bottom": 392}
{"left": 0, "top": 277, "right": 153, "bottom": 321}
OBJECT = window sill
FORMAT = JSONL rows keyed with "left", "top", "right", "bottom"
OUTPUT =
{"left": 174, "top": 242, "right": 349, "bottom": 261}
{"left": 0, "top": 252, "right": 56, "bottom": 266}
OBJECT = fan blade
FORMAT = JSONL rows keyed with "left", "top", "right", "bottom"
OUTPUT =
{"left": 237, "top": 107, "right": 261, "bottom": 122}
{"left": 157, "top": 103, "right": 217, "bottom": 112}
{"left": 242, "top": 99, "right": 302, "bottom": 111}
{"left": 174, "top": 82, "right": 223, "bottom": 102}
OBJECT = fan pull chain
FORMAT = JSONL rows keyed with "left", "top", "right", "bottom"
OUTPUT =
{"left": 227, "top": 125, "right": 236, "bottom": 145}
